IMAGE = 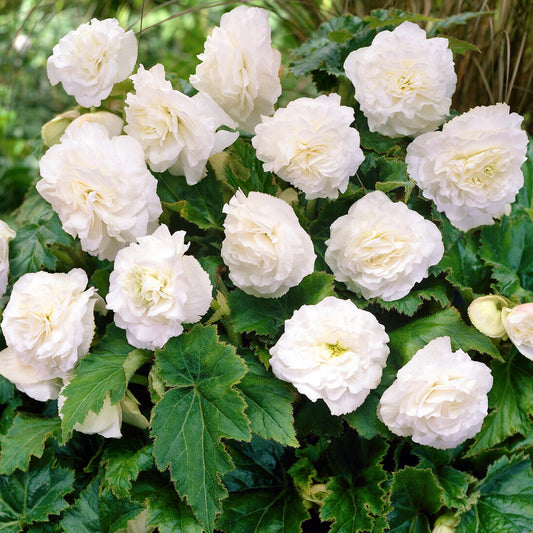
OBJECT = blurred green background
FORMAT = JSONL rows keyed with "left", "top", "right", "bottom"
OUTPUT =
{"left": 1, "top": 0, "right": 532, "bottom": 217}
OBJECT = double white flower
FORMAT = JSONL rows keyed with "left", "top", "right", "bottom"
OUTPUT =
{"left": 325, "top": 191, "right": 444, "bottom": 301}
{"left": 378, "top": 336, "right": 493, "bottom": 449}
{"left": 252, "top": 94, "right": 364, "bottom": 199}
{"left": 406, "top": 103, "right": 528, "bottom": 231}
{"left": 270, "top": 297, "right": 389, "bottom": 415}
{"left": 125, "top": 64, "right": 238, "bottom": 185}
{"left": 106, "top": 225, "right": 213, "bottom": 350}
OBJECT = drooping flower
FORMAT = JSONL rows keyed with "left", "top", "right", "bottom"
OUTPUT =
{"left": 125, "top": 64, "right": 238, "bottom": 185}
{"left": 378, "top": 336, "right": 493, "bottom": 449}
{"left": 344, "top": 21, "right": 456, "bottom": 137}
{"left": 0, "top": 220, "right": 15, "bottom": 297}
{"left": 106, "top": 225, "right": 213, "bottom": 350}
{"left": 269, "top": 297, "right": 389, "bottom": 415}
{"left": 325, "top": 191, "right": 444, "bottom": 301}
{"left": 47, "top": 18, "right": 137, "bottom": 107}
{"left": 406, "top": 103, "right": 528, "bottom": 231}
{"left": 190, "top": 5, "right": 282, "bottom": 133}
{"left": 252, "top": 94, "right": 364, "bottom": 199}
{"left": 501, "top": 303, "right": 533, "bottom": 360}
{"left": 221, "top": 190, "right": 315, "bottom": 298}
{"left": 37, "top": 121, "right": 162, "bottom": 261}
{"left": 0, "top": 269, "right": 99, "bottom": 400}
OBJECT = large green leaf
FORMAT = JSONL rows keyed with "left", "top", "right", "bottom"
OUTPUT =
{"left": 321, "top": 434, "right": 391, "bottom": 533}
{"left": 60, "top": 477, "right": 144, "bottom": 533}
{"left": 466, "top": 350, "right": 533, "bottom": 457}
{"left": 228, "top": 272, "right": 336, "bottom": 337}
{"left": 218, "top": 437, "right": 309, "bottom": 533}
{"left": 388, "top": 307, "right": 502, "bottom": 368}
{"left": 387, "top": 467, "right": 443, "bottom": 533}
{"left": 131, "top": 473, "right": 202, "bottom": 533}
{"left": 60, "top": 324, "right": 151, "bottom": 441}
{"left": 236, "top": 353, "right": 298, "bottom": 447}
{"left": 0, "top": 414, "right": 61, "bottom": 475}
{"left": 456, "top": 454, "right": 533, "bottom": 532}
{"left": 0, "top": 450, "right": 74, "bottom": 532}
{"left": 151, "top": 325, "right": 250, "bottom": 531}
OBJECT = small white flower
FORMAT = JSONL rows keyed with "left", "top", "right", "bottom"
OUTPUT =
{"left": 221, "top": 190, "right": 315, "bottom": 298}
{"left": 0, "top": 269, "right": 98, "bottom": 400}
{"left": 325, "top": 191, "right": 444, "bottom": 301}
{"left": 47, "top": 18, "right": 137, "bottom": 108}
{"left": 344, "top": 21, "right": 456, "bottom": 137}
{"left": 190, "top": 5, "right": 282, "bottom": 133}
{"left": 406, "top": 103, "right": 528, "bottom": 231}
{"left": 37, "top": 121, "right": 162, "bottom": 261}
{"left": 0, "top": 220, "right": 15, "bottom": 297}
{"left": 58, "top": 389, "right": 122, "bottom": 439}
{"left": 106, "top": 225, "right": 213, "bottom": 350}
{"left": 378, "top": 336, "right": 493, "bottom": 449}
{"left": 125, "top": 64, "right": 238, "bottom": 185}
{"left": 501, "top": 303, "right": 533, "bottom": 360}
{"left": 269, "top": 297, "right": 389, "bottom": 415}
{"left": 252, "top": 94, "right": 364, "bottom": 199}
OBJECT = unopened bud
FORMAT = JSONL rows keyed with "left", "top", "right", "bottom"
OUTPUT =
{"left": 41, "top": 109, "right": 80, "bottom": 147}
{"left": 467, "top": 295, "right": 509, "bottom": 338}
{"left": 66, "top": 111, "right": 124, "bottom": 137}
{"left": 432, "top": 513, "right": 458, "bottom": 533}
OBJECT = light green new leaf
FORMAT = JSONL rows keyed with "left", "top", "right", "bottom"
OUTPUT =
{"left": 151, "top": 325, "right": 250, "bottom": 531}
{"left": 131, "top": 473, "right": 203, "bottom": 533}
{"left": 236, "top": 353, "right": 297, "bottom": 446}
{"left": 0, "top": 414, "right": 61, "bottom": 475}
{"left": 228, "top": 272, "right": 336, "bottom": 337}
{"left": 60, "top": 324, "right": 151, "bottom": 441}
{"left": 0, "top": 450, "right": 74, "bottom": 532}
{"left": 387, "top": 467, "right": 443, "bottom": 533}
{"left": 388, "top": 307, "right": 502, "bottom": 368}
{"left": 466, "top": 350, "right": 533, "bottom": 457}
{"left": 60, "top": 477, "right": 144, "bottom": 533}
{"left": 456, "top": 454, "right": 533, "bottom": 532}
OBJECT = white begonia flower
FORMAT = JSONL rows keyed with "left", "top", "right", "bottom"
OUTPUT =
{"left": 344, "top": 21, "right": 456, "bottom": 137}
{"left": 221, "top": 190, "right": 315, "bottom": 298}
{"left": 37, "top": 121, "right": 162, "bottom": 261}
{"left": 252, "top": 94, "right": 364, "bottom": 200}
{"left": 47, "top": 18, "right": 137, "bottom": 108}
{"left": 0, "top": 220, "right": 15, "bottom": 297}
{"left": 406, "top": 103, "right": 528, "bottom": 231}
{"left": 378, "top": 336, "right": 493, "bottom": 449}
{"left": 269, "top": 297, "right": 389, "bottom": 415}
{"left": 0, "top": 269, "right": 98, "bottom": 400}
{"left": 501, "top": 303, "right": 533, "bottom": 361}
{"left": 58, "top": 389, "right": 122, "bottom": 439}
{"left": 106, "top": 225, "right": 213, "bottom": 350}
{"left": 190, "top": 5, "right": 282, "bottom": 134}
{"left": 125, "top": 64, "right": 238, "bottom": 185}
{"left": 325, "top": 191, "right": 444, "bottom": 301}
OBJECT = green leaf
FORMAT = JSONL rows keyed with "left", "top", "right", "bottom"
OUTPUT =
{"left": 466, "top": 350, "right": 533, "bottom": 457}
{"left": 131, "top": 473, "right": 202, "bottom": 533}
{"left": 456, "top": 454, "right": 533, "bottom": 533}
{"left": 480, "top": 214, "right": 533, "bottom": 301}
{"left": 224, "top": 138, "right": 279, "bottom": 196}
{"left": 321, "top": 434, "right": 390, "bottom": 532}
{"left": 60, "top": 324, "right": 151, "bottom": 441}
{"left": 60, "top": 477, "right": 144, "bottom": 533}
{"left": 0, "top": 376, "right": 14, "bottom": 404}
{"left": 218, "top": 437, "right": 309, "bottom": 533}
{"left": 387, "top": 467, "right": 444, "bottom": 533}
{"left": 157, "top": 168, "right": 225, "bottom": 230}
{"left": 151, "top": 324, "right": 250, "bottom": 531}
{"left": 236, "top": 353, "right": 298, "bottom": 447}
{"left": 443, "top": 35, "right": 481, "bottom": 55}
{"left": 9, "top": 215, "right": 71, "bottom": 281}
{"left": 0, "top": 450, "right": 74, "bottom": 531}
{"left": 388, "top": 307, "right": 502, "bottom": 368}
{"left": 102, "top": 437, "right": 153, "bottom": 498}
{"left": 228, "top": 271, "right": 336, "bottom": 337}
{"left": 0, "top": 414, "right": 61, "bottom": 475}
